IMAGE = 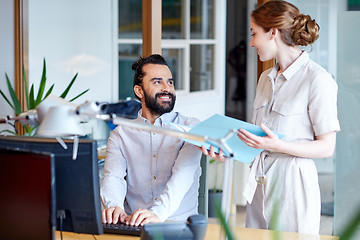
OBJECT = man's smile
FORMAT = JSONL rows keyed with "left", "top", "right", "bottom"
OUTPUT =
{"left": 159, "top": 95, "right": 171, "bottom": 101}
{"left": 156, "top": 93, "right": 173, "bottom": 103}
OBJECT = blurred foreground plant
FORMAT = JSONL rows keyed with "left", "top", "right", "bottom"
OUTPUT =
{"left": 339, "top": 206, "right": 360, "bottom": 240}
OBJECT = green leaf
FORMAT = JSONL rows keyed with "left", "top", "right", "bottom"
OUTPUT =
{"left": 339, "top": 207, "right": 360, "bottom": 240}
{"left": 35, "top": 58, "right": 47, "bottom": 107}
{"left": 0, "top": 89, "right": 15, "bottom": 110}
{"left": 44, "top": 84, "right": 54, "bottom": 99}
{"left": 270, "top": 202, "right": 281, "bottom": 240}
{"left": 23, "top": 125, "right": 30, "bottom": 133}
{"left": 0, "top": 129, "right": 17, "bottom": 135}
{"left": 29, "top": 84, "right": 35, "bottom": 109}
{"left": 69, "top": 88, "right": 89, "bottom": 102}
{"left": 214, "top": 200, "right": 235, "bottom": 240}
{"left": 60, "top": 73, "right": 78, "bottom": 98}
{"left": 23, "top": 65, "right": 30, "bottom": 110}
{"left": 5, "top": 73, "right": 22, "bottom": 115}
{"left": 23, "top": 125, "right": 38, "bottom": 137}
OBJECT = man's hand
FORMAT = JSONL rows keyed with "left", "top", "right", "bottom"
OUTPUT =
{"left": 125, "top": 208, "right": 161, "bottom": 226}
{"left": 101, "top": 206, "right": 128, "bottom": 224}
{"left": 198, "top": 145, "right": 225, "bottom": 162}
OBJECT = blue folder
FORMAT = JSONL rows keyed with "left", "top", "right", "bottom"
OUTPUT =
{"left": 181, "top": 114, "right": 284, "bottom": 164}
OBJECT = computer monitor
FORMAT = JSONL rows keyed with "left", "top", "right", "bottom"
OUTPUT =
{"left": 0, "top": 147, "right": 55, "bottom": 240}
{"left": 0, "top": 135, "right": 103, "bottom": 235}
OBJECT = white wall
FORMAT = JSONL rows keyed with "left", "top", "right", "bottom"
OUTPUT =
{"left": 28, "top": 0, "right": 116, "bottom": 140}
{"left": 28, "top": 0, "right": 115, "bottom": 104}
{"left": 0, "top": 0, "right": 15, "bottom": 133}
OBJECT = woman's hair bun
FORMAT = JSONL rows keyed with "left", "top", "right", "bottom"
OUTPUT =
{"left": 292, "top": 14, "right": 320, "bottom": 46}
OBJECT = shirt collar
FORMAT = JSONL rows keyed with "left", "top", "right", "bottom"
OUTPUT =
{"left": 268, "top": 51, "right": 310, "bottom": 81}
{"left": 282, "top": 51, "right": 309, "bottom": 81}
{"left": 135, "top": 109, "right": 176, "bottom": 126}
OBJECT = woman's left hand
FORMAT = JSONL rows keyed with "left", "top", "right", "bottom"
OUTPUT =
{"left": 237, "top": 123, "right": 281, "bottom": 151}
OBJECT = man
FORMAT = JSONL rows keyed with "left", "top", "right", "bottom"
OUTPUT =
{"left": 100, "top": 54, "right": 202, "bottom": 227}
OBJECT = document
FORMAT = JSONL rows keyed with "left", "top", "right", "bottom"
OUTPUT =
{"left": 178, "top": 114, "right": 284, "bottom": 164}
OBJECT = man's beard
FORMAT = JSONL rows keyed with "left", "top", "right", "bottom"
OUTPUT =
{"left": 143, "top": 88, "right": 176, "bottom": 115}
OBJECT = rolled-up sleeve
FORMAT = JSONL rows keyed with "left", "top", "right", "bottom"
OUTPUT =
{"left": 309, "top": 72, "right": 341, "bottom": 136}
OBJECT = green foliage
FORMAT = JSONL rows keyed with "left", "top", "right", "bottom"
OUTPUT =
{"left": 214, "top": 199, "right": 235, "bottom": 240}
{"left": 339, "top": 206, "right": 360, "bottom": 240}
{"left": 269, "top": 199, "right": 281, "bottom": 240}
{"left": 0, "top": 58, "right": 89, "bottom": 136}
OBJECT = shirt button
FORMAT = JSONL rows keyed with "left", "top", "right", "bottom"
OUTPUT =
{"left": 153, "top": 176, "right": 156, "bottom": 180}
{"left": 153, "top": 154, "right": 156, "bottom": 158}
{"left": 155, "top": 197, "right": 158, "bottom": 201}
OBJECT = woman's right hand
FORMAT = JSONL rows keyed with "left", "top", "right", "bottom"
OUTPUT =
{"left": 198, "top": 145, "right": 226, "bottom": 162}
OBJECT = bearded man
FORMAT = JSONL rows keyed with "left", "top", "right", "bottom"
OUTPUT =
{"left": 100, "top": 54, "right": 202, "bottom": 227}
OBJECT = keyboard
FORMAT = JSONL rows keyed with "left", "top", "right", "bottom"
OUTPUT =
{"left": 103, "top": 222, "right": 142, "bottom": 236}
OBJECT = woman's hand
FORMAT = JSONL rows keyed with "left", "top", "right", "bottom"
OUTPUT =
{"left": 237, "top": 123, "right": 281, "bottom": 151}
{"left": 197, "top": 145, "right": 226, "bottom": 162}
{"left": 238, "top": 123, "right": 337, "bottom": 159}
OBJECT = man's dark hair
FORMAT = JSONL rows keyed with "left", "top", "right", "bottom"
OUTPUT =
{"left": 132, "top": 54, "right": 168, "bottom": 88}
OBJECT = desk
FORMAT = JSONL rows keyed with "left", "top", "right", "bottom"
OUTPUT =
{"left": 56, "top": 224, "right": 338, "bottom": 240}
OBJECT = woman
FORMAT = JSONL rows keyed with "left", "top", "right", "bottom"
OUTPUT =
{"left": 202, "top": 0, "right": 340, "bottom": 234}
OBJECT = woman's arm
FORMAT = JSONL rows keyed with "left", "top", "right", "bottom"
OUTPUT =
{"left": 237, "top": 123, "right": 337, "bottom": 159}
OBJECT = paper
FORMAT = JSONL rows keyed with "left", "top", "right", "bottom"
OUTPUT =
{"left": 181, "top": 114, "right": 284, "bottom": 164}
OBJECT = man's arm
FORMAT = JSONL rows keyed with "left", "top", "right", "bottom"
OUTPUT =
{"left": 100, "top": 130, "right": 128, "bottom": 223}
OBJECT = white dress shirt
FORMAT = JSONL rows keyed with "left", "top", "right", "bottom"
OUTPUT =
{"left": 243, "top": 51, "right": 340, "bottom": 234}
{"left": 100, "top": 110, "right": 202, "bottom": 222}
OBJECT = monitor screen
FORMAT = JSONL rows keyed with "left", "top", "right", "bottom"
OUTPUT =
{"left": 0, "top": 147, "right": 55, "bottom": 240}
{"left": 0, "top": 135, "right": 103, "bottom": 235}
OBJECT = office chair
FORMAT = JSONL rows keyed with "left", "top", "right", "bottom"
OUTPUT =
{"left": 198, "top": 154, "right": 209, "bottom": 218}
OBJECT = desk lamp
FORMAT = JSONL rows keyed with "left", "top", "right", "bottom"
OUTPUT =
{"left": 1, "top": 95, "right": 84, "bottom": 159}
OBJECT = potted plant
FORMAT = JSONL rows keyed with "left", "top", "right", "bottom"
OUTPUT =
{"left": 0, "top": 58, "right": 89, "bottom": 136}
{"left": 208, "top": 158, "right": 224, "bottom": 217}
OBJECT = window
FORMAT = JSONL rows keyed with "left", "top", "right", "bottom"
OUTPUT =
{"left": 118, "top": 0, "right": 222, "bottom": 100}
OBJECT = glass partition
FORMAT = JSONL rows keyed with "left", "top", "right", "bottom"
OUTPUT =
{"left": 118, "top": 0, "right": 142, "bottom": 39}
{"left": 162, "top": 48, "right": 184, "bottom": 90}
{"left": 162, "top": 0, "right": 183, "bottom": 39}
{"left": 190, "top": 0, "right": 214, "bottom": 39}
{"left": 190, "top": 44, "right": 214, "bottom": 91}
{"left": 334, "top": 11, "right": 360, "bottom": 238}
{"left": 118, "top": 44, "right": 142, "bottom": 99}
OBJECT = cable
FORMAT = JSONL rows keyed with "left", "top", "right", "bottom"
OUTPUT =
{"left": 57, "top": 210, "right": 66, "bottom": 240}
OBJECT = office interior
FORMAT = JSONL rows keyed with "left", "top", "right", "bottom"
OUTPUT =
{"left": 0, "top": 0, "right": 359, "bottom": 239}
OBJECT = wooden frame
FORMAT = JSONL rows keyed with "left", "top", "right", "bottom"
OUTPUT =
{"left": 14, "top": 0, "right": 28, "bottom": 135}
{"left": 142, "top": 0, "right": 162, "bottom": 57}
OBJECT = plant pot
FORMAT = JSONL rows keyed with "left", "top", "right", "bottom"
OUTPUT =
{"left": 208, "top": 189, "right": 223, "bottom": 218}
